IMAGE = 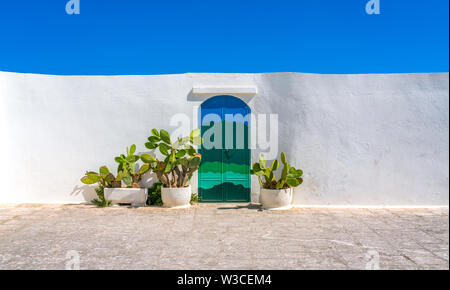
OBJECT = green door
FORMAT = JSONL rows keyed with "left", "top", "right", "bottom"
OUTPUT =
{"left": 198, "top": 95, "right": 251, "bottom": 202}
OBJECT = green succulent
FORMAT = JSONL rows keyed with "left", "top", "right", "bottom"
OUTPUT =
{"left": 114, "top": 144, "right": 151, "bottom": 188}
{"left": 144, "top": 128, "right": 202, "bottom": 188}
{"left": 146, "top": 181, "right": 163, "bottom": 206}
{"left": 251, "top": 152, "right": 304, "bottom": 189}
{"left": 80, "top": 167, "right": 117, "bottom": 207}
{"left": 80, "top": 165, "right": 124, "bottom": 188}
{"left": 91, "top": 185, "right": 112, "bottom": 207}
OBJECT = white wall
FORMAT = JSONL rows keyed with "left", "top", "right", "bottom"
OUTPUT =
{"left": 0, "top": 71, "right": 448, "bottom": 206}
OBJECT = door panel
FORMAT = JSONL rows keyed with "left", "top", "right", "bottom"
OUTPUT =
{"left": 224, "top": 179, "right": 250, "bottom": 202}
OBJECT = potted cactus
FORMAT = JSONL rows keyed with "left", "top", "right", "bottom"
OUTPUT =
{"left": 80, "top": 165, "right": 124, "bottom": 207}
{"left": 99, "top": 144, "right": 152, "bottom": 206}
{"left": 81, "top": 165, "right": 125, "bottom": 188}
{"left": 251, "top": 152, "right": 303, "bottom": 210}
{"left": 144, "top": 128, "right": 202, "bottom": 208}
{"left": 114, "top": 144, "right": 151, "bottom": 188}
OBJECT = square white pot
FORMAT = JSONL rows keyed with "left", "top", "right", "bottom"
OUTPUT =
{"left": 104, "top": 188, "right": 147, "bottom": 207}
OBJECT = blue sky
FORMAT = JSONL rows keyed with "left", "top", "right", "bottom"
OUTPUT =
{"left": 0, "top": 0, "right": 448, "bottom": 75}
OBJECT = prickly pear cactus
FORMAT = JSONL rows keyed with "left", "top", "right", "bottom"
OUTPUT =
{"left": 250, "top": 152, "right": 303, "bottom": 189}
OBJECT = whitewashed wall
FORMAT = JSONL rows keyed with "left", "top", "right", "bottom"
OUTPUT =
{"left": 0, "top": 71, "right": 448, "bottom": 206}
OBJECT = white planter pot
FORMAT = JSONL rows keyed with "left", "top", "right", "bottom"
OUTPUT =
{"left": 161, "top": 186, "right": 191, "bottom": 208}
{"left": 104, "top": 188, "right": 147, "bottom": 207}
{"left": 260, "top": 188, "right": 293, "bottom": 210}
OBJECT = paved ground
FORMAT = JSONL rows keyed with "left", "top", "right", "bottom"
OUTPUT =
{"left": 0, "top": 204, "right": 448, "bottom": 270}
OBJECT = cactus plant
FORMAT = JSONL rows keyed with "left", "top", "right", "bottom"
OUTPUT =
{"left": 91, "top": 185, "right": 112, "bottom": 207}
{"left": 114, "top": 144, "right": 151, "bottom": 188}
{"left": 143, "top": 128, "right": 202, "bottom": 188}
{"left": 80, "top": 166, "right": 123, "bottom": 207}
{"left": 251, "top": 152, "right": 304, "bottom": 189}
{"left": 80, "top": 166, "right": 124, "bottom": 188}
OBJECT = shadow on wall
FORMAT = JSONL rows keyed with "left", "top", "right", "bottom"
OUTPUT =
{"left": 70, "top": 184, "right": 97, "bottom": 204}
{"left": 140, "top": 171, "right": 158, "bottom": 188}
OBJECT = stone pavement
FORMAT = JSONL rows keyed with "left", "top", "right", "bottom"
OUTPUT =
{"left": 0, "top": 204, "right": 448, "bottom": 270}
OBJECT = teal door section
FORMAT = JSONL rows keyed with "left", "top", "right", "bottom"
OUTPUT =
{"left": 198, "top": 95, "right": 251, "bottom": 202}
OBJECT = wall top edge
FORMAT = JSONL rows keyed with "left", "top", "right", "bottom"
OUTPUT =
{"left": 0, "top": 71, "right": 448, "bottom": 78}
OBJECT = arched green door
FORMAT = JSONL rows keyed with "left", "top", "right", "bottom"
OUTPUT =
{"left": 198, "top": 95, "right": 251, "bottom": 202}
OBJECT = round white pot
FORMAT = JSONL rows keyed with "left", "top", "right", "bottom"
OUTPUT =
{"left": 260, "top": 188, "right": 293, "bottom": 210}
{"left": 161, "top": 186, "right": 192, "bottom": 208}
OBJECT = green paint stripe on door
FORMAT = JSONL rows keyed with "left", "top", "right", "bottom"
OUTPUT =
{"left": 199, "top": 162, "right": 249, "bottom": 174}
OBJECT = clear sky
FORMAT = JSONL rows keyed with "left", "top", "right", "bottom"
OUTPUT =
{"left": 0, "top": 0, "right": 448, "bottom": 75}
